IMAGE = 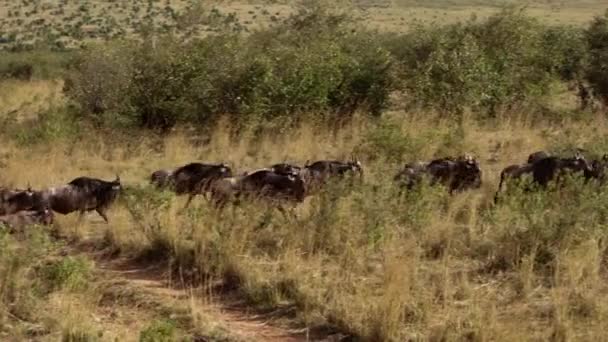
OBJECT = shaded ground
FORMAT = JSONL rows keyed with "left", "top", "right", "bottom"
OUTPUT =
{"left": 71, "top": 239, "right": 326, "bottom": 342}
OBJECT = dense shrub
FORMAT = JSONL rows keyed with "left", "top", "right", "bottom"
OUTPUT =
{"left": 585, "top": 10, "right": 608, "bottom": 107}
{"left": 64, "top": 6, "right": 395, "bottom": 131}
{"left": 389, "top": 8, "right": 570, "bottom": 116}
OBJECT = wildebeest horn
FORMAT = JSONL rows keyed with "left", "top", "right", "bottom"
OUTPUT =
{"left": 304, "top": 159, "right": 310, "bottom": 167}
{"left": 115, "top": 174, "right": 120, "bottom": 182}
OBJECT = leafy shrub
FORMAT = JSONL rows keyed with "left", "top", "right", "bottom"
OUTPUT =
{"left": 356, "top": 118, "right": 426, "bottom": 164}
{"left": 40, "top": 256, "right": 91, "bottom": 292}
{"left": 139, "top": 319, "right": 176, "bottom": 342}
{"left": 64, "top": 5, "right": 396, "bottom": 131}
{"left": 390, "top": 8, "right": 564, "bottom": 117}
{"left": 585, "top": 10, "right": 608, "bottom": 106}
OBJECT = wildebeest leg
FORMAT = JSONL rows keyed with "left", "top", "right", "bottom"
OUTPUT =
{"left": 96, "top": 207, "right": 109, "bottom": 223}
{"left": 277, "top": 204, "right": 298, "bottom": 220}
{"left": 184, "top": 193, "right": 195, "bottom": 209}
{"left": 494, "top": 174, "right": 507, "bottom": 204}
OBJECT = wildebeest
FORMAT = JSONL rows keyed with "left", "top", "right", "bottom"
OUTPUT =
{"left": 531, "top": 154, "right": 594, "bottom": 187}
{"left": 495, "top": 152, "right": 597, "bottom": 202}
{"left": 299, "top": 156, "right": 363, "bottom": 193}
{"left": 0, "top": 206, "right": 54, "bottom": 233}
{"left": 494, "top": 151, "right": 550, "bottom": 202}
{"left": 35, "top": 176, "right": 122, "bottom": 222}
{"left": 211, "top": 169, "right": 306, "bottom": 212}
{"left": 150, "top": 162, "right": 233, "bottom": 208}
{"left": 0, "top": 187, "right": 37, "bottom": 215}
{"left": 395, "top": 154, "right": 482, "bottom": 194}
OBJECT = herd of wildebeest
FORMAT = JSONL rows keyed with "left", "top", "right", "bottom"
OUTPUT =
{"left": 0, "top": 150, "right": 607, "bottom": 232}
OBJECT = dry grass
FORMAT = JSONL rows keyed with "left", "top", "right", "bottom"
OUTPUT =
{"left": 2, "top": 102, "right": 608, "bottom": 340}
{"left": 0, "top": 79, "right": 64, "bottom": 121}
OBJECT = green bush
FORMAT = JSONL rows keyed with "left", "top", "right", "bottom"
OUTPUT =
{"left": 139, "top": 319, "right": 176, "bottom": 342}
{"left": 585, "top": 10, "right": 608, "bottom": 106}
{"left": 40, "top": 256, "right": 91, "bottom": 292}
{"left": 390, "top": 8, "right": 565, "bottom": 117}
{"left": 64, "top": 5, "right": 396, "bottom": 131}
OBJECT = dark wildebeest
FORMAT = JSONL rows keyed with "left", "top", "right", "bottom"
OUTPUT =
{"left": 211, "top": 169, "right": 306, "bottom": 212}
{"left": 589, "top": 154, "right": 608, "bottom": 182}
{"left": 300, "top": 156, "right": 363, "bottom": 193}
{"left": 151, "top": 163, "right": 233, "bottom": 208}
{"left": 0, "top": 206, "right": 54, "bottom": 233}
{"left": 531, "top": 154, "right": 594, "bottom": 187}
{"left": 395, "top": 154, "right": 482, "bottom": 194}
{"left": 0, "top": 187, "right": 37, "bottom": 215}
{"left": 36, "top": 176, "right": 122, "bottom": 223}
{"left": 494, "top": 151, "right": 551, "bottom": 203}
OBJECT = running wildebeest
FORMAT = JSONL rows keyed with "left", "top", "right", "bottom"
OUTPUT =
{"left": 531, "top": 153, "right": 594, "bottom": 187}
{"left": 150, "top": 162, "right": 233, "bottom": 208}
{"left": 299, "top": 156, "right": 363, "bottom": 193}
{"left": 395, "top": 154, "right": 482, "bottom": 194}
{"left": 0, "top": 187, "right": 37, "bottom": 215}
{"left": 495, "top": 151, "right": 596, "bottom": 202}
{"left": 35, "top": 176, "right": 122, "bottom": 222}
{"left": 0, "top": 206, "right": 54, "bottom": 233}
{"left": 211, "top": 169, "right": 306, "bottom": 212}
{"left": 494, "top": 151, "right": 550, "bottom": 203}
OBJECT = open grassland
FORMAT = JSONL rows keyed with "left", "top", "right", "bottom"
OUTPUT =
{"left": 0, "top": 0, "right": 607, "bottom": 49}
{"left": 3, "top": 1, "right": 608, "bottom": 340}
{"left": 3, "top": 80, "right": 608, "bottom": 340}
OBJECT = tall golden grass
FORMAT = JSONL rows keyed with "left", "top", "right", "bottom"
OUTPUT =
{"left": 3, "top": 109, "right": 608, "bottom": 340}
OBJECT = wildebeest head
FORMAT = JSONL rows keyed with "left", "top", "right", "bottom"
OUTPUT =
{"left": 150, "top": 169, "right": 174, "bottom": 188}
{"left": 0, "top": 187, "right": 37, "bottom": 215}
{"left": 453, "top": 154, "right": 483, "bottom": 191}
{"left": 347, "top": 155, "right": 363, "bottom": 177}
{"left": 589, "top": 154, "right": 608, "bottom": 181}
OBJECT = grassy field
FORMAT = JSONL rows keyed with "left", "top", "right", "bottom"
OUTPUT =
{"left": 2, "top": 82, "right": 608, "bottom": 340}
{"left": 0, "top": 0, "right": 607, "bottom": 49}
{"left": 2, "top": 1, "right": 608, "bottom": 341}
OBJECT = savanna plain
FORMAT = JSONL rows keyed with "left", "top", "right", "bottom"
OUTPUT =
{"left": 3, "top": 0, "right": 608, "bottom": 341}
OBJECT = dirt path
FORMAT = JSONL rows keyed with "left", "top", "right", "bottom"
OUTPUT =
{"left": 85, "top": 248, "right": 311, "bottom": 342}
